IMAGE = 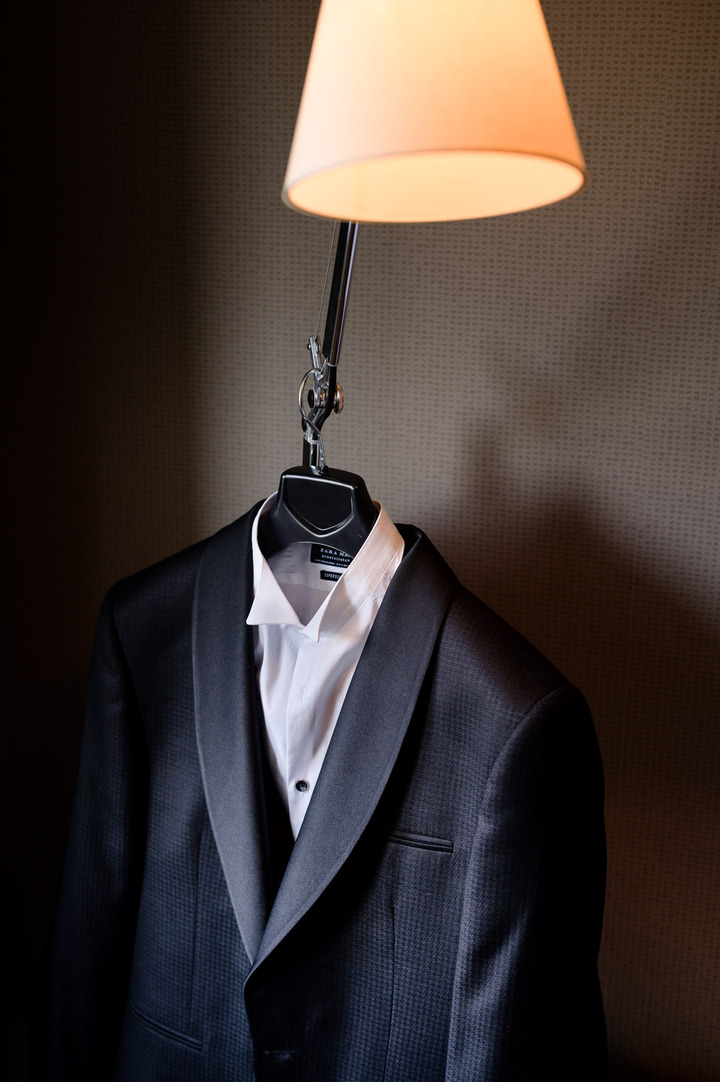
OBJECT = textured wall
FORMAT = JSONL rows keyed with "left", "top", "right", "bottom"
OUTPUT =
{"left": 4, "top": 2, "right": 719, "bottom": 1079}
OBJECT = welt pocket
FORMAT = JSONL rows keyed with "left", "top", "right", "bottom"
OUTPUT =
{"left": 387, "top": 829, "right": 454, "bottom": 853}
{"left": 128, "top": 1002, "right": 203, "bottom": 1052}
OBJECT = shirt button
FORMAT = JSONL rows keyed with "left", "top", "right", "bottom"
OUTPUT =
{"left": 295, "top": 780, "right": 309, "bottom": 793}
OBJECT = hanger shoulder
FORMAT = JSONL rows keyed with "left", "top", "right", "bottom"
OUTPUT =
{"left": 258, "top": 466, "right": 378, "bottom": 559}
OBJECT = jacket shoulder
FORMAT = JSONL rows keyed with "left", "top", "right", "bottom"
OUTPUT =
{"left": 438, "top": 583, "right": 579, "bottom": 718}
{"left": 423, "top": 584, "right": 594, "bottom": 796}
{"left": 106, "top": 505, "right": 259, "bottom": 639}
{"left": 396, "top": 526, "right": 575, "bottom": 717}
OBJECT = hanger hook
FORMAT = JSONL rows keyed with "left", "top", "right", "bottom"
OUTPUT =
{"left": 298, "top": 331, "right": 345, "bottom": 474}
{"left": 298, "top": 368, "right": 326, "bottom": 473}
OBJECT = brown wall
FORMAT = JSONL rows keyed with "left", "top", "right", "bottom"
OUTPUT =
{"left": 4, "top": 2, "right": 719, "bottom": 1078}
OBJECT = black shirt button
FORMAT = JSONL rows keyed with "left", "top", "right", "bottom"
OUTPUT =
{"left": 295, "top": 780, "right": 309, "bottom": 793}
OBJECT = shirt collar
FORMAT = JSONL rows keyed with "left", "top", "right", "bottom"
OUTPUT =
{"left": 246, "top": 493, "right": 404, "bottom": 642}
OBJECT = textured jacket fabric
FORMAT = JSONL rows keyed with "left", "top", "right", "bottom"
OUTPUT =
{"left": 39, "top": 506, "right": 607, "bottom": 1080}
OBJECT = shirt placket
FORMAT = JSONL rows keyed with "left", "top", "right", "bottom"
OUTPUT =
{"left": 285, "top": 634, "right": 316, "bottom": 831}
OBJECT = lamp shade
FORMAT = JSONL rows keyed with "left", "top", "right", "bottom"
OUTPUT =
{"left": 283, "top": 0, "right": 586, "bottom": 223}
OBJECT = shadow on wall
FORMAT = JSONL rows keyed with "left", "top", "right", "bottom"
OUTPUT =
{"left": 3, "top": 5, "right": 201, "bottom": 1080}
{"left": 431, "top": 432, "right": 720, "bottom": 1081}
{"left": 611, "top": 1066, "right": 716, "bottom": 1082}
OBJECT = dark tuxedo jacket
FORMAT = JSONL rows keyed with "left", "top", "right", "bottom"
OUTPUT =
{"left": 40, "top": 506, "right": 606, "bottom": 1081}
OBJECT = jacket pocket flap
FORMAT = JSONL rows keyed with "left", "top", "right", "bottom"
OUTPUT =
{"left": 387, "top": 830, "right": 453, "bottom": 852}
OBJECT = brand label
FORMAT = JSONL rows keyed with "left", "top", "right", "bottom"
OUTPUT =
{"left": 310, "top": 544, "right": 352, "bottom": 570}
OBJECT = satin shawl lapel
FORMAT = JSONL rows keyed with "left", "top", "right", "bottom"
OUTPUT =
{"left": 253, "top": 527, "right": 457, "bottom": 972}
{"left": 193, "top": 504, "right": 271, "bottom": 964}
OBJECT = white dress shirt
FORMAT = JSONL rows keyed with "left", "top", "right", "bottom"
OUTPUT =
{"left": 246, "top": 497, "right": 404, "bottom": 839}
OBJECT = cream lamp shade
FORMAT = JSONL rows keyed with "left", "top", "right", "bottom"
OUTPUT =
{"left": 283, "top": 0, "right": 586, "bottom": 223}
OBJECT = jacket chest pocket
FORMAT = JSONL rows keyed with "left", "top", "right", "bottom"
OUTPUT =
{"left": 387, "top": 828, "right": 454, "bottom": 853}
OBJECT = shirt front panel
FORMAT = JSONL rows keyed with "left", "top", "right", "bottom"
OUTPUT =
{"left": 247, "top": 499, "right": 404, "bottom": 838}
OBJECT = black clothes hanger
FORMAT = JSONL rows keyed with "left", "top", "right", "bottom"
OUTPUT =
{"left": 257, "top": 465, "right": 377, "bottom": 559}
{"left": 258, "top": 221, "right": 378, "bottom": 559}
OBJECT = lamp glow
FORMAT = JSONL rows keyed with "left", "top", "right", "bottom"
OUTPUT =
{"left": 283, "top": 0, "right": 586, "bottom": 223}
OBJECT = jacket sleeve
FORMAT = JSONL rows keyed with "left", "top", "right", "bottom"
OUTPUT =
{"left": 446, "top": 686, "right": 607, "bottom": 1081}
{"left": 37, "top": 588, "right": 148, "bottom": 1081}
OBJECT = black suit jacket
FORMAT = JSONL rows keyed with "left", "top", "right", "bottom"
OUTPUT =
{"left": 40, "top": 507, "right": 606, "bottom": 1080}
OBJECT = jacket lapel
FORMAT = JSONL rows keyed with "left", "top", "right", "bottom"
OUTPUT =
{"left": 192, "top": 504, "right": 272, "bottom": 964}
{"left": 253, "top": 526, "right": 457, "bottom": 971}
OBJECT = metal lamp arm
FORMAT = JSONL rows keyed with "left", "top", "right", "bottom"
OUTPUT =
{"left": 301, "top": 221, "right": 359, "bottom": 472}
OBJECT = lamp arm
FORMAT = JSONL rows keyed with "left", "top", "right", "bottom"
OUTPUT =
{"left": 302, "top": 220, "right": 359, "bottom": 471}
{"left": 322, "top": 220, "right": 358, "bottom": 367}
